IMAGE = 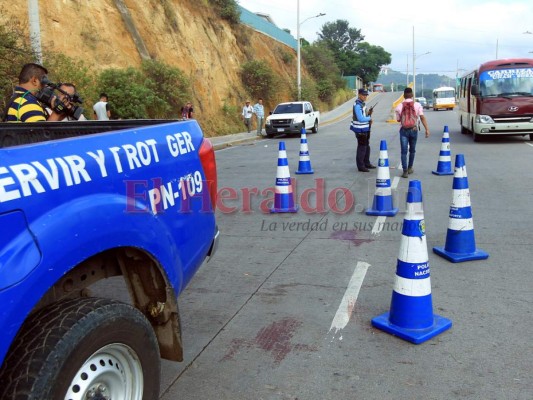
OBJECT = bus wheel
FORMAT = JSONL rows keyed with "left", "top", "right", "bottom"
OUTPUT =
{"left": 472, "top": 131, "right": 482, "bottom": 142}
{"left": 461, "top": 125, "right": 468, "bottom": 134}
{"left": 530, "top": 134, "right": 533, "bottom": 141}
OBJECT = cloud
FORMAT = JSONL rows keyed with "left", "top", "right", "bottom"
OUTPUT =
{"left": 238, "top": 0, "right": 533, "bottom": 77}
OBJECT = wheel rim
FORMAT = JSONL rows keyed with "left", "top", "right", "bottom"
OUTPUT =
{"left": 65, "top": 343, "right": 144, "bottom": 400}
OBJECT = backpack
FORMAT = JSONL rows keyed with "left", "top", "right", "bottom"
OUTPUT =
{"left": 400, "top": 101, "right": 417, "bottom": 129}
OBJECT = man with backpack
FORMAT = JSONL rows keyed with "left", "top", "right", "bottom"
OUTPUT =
{"left": 395, "top": 87, "right": 430, "bottom": 178}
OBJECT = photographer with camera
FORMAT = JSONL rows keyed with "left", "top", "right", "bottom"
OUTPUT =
{"left": 3, "top": 63, "right": 63, "bottom": 122}
{"left": 48, "top": 83, "right": 87, "bottom": 121}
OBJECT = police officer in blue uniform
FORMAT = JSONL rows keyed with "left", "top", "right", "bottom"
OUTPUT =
{"left": 350, "top": 89, "right": 376, "bottom": 172}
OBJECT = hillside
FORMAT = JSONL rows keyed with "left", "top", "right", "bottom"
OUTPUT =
{"left": 1, "top": 1, "right": 309, "bottom": 136}
{"left": 376, "top": 70, "right": 456, "bottom": 99}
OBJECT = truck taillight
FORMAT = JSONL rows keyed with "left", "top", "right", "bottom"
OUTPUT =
{"left": 199, "top": 138, "right": 217, "bottom": 210}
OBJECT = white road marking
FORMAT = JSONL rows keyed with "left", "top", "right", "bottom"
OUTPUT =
{"left": 371, "top": 216, "right": 387, "bottom": 235}
{"left": 328, "top": 261, "right": 370, "bottom": 340}
{"left": 391, "top": 176, "right": 400, "bottom": 190}
{"left": 525, "top": 142, "right": 533, "bottom": 148}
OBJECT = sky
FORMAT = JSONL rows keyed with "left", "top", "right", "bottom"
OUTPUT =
{"left": 237, "top": 0, "right": 533, "bottom": 78}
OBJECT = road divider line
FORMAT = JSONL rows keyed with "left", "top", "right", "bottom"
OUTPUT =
{"left": 328, "top": 261, "right": 370, "bottom": 340}
{"left": 526, "top": 142, "right": 533, "bottom": 148}
{"left": 372, "top": 216, "right": 387, "bottom": 235}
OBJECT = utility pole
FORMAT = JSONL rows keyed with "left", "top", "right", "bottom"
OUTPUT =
{"left": 28, "top": 0, "right": 43, "bottom": 64}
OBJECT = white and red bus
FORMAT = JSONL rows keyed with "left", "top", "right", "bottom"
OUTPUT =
{"left": 432, "top": 87, "right": 456, "bottom": 111}
{"left": 458, "top": 58, "right": 533, "bottom": 141}
{"left": 373, "top": 83, "right": 384, "bottom": 92}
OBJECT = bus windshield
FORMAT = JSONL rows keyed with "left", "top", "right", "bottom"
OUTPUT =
{"left": 479, "top": 67, "right": 533, "bottom": 97}
{"left": 434, "top": 90, "right": 455, "bottom": 98}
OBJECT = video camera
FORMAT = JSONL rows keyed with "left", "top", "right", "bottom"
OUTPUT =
{"left": 35, "top": 76, "right": 84, "bottom": 120}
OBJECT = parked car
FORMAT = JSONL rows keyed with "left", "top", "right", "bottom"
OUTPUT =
{"left": 415, "top": 97, "right": 429, "bottom": 109}
{"left": 265, "top": 101, "right": 320, "bottom": 137}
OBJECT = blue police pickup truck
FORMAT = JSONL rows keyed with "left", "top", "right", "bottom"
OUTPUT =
{"left": 0, "top": 120, "right": 219, "bottom": 399}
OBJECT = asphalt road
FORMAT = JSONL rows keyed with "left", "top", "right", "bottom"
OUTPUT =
{"left": 100, "top": 93, "right": 533, "bottom": 399}
{"left": 159, "top": 92, "right": 532, "bottom": 399}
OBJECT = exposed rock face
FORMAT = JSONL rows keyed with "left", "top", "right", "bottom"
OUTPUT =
{"left": 3, "top": 0, "right": 299, "bottom": 135}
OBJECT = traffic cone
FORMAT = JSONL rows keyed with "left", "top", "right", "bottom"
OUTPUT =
{"left": 432, "top": 126, "right": 454, "bottom": 175}
{"left": 295, "top": 128, "right": 314, "bottom": 174}
{"left": 433, "top": 154, "right": 489, "bottom": 262}
{"left": 371, "top": 180, "right": 452, "bottom": 344}
{"left": 366, "top": 140, "right": 398, "bottom": 216}
{"left": 271, "top": 141, "right": 298, "bottom": 213}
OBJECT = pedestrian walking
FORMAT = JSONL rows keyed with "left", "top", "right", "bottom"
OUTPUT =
{"left": 395, "top": 87, "right": 430, "bottom": 178}
{"left": 242, "top": 101, "right": 254, "bottom": 133}
{"left": 253, "top": 98, "right": 265, "bottom": 136}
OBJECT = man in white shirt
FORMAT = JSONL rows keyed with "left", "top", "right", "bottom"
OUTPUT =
{"left": 93, "top": 93, "right": 110, "bottom": 120}
{"left": 241, "top": 101, "right": 254, "bottom": 133}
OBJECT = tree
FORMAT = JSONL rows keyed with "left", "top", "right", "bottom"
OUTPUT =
{"left": 0, "top": 18, "right": 34, "bottom": 113}
{"left": 240, "top": 60, "right": 278, "bottom": 101}
{"left": 97, "top": 68, "right": 167, "bottom": 119}
{"left": 316, "top": 19, "right": 391, "bottom": 83}
{"left": 349, "top": 42, "right": 391, "bottom": 83}
{"left": 317, "top": 20, "right": 364, "bottom": 53}
{"left": 141, "top": 60, "right": 190, "bottom": 117}
{"left": 302, "top": 43, "right": 345, "bottom": 103}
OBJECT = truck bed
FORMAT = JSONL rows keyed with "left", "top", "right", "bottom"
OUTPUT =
{"left": 0, "top": 119, "right": 179, "bottom": 148}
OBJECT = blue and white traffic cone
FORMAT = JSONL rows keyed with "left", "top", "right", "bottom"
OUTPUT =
{"left": 295, "top": 128, "right": 314, "bottom": 174}
{"left": 366, "top": 140, "right": 398, "bottom": 216}
{"left": 271, "top": 141, "right": 298, "bottom": 213}
{"left": 432, "top": 126, "right": 454, "bottom": 175}
{"left": 433, "top": 154, "right": 489, "bottom": 262}
{"left": 372, "top": 180, "right": 452, "bottom": 344}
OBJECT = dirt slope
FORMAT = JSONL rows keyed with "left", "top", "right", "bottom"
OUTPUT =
{"left": 2, "top": 0, "right": 300, "bottom": 135}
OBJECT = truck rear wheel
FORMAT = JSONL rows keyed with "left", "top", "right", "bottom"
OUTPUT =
{"left": 0, "top": 297, "right": 160, "bottom": 400}
{"left": 311, "top": 119, "right": 318, "bottom": 133}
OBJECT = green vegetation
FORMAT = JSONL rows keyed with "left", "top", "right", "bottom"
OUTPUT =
{"left": 240, "top": 60, "right": 278, "bottom": 102}
{"left": 278, "top": 47, "right": 293, "bottom": 65}
{"left": 0, "top": 17, "right": 33, "bottom": 113}
{"left": 302, "top": 43, "right": 345, "bottom": 104}
{"left": 316, "top": 20, "right": 391, "bottom": 83}
{"left": 376, "top": 69, "right": 455, "bottom": 95}
{"left": 96, "top": 61, "right": 191, "bottom": 119}
{"left": 209, "top": 0, "right": 240, "bottom": 25}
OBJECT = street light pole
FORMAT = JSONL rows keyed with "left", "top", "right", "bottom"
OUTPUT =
{"left": 412, "top": 26, "right": 430, "bottom": 98}
{"left": 297, "top": 0, "right": 301, "bottom": 100}
{"left": 28, "top": 0, "right": 43, "bottom": 64}
{"left": 297, "top": 4, "right": 325, "bottom": 100}
{"left": 406, "top": 54, "right": 409, "bottom": 87}
{"left": 412, "top": 26, "right": 415, "bottom": 96}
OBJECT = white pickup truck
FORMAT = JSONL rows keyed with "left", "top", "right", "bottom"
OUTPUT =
{"left": 265, "top": 101, "right": 320, "bottom": 137}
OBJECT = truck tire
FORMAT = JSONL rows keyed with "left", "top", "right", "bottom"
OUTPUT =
{"left": 0, "top": 297, "right": 160, "bottom": 400}
{"left": 311, "top": 119, "right": 318, "bottom": 133}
